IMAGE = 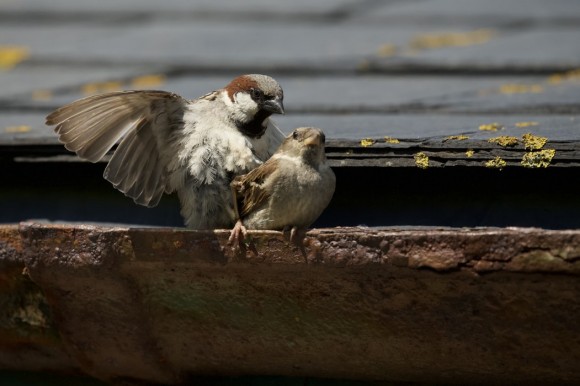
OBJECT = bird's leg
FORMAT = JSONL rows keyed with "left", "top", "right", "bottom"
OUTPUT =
{"left": 228, "top": 184, "right": 246, "bottom": 249}
{"left": 290, "top": 226, "right": 307, "bottom": 257}
{"left": 228, "top": 219, "right": 248, "bottom": 247}
{"left": 228, "top": 184, "right": 257, "bottom": 254}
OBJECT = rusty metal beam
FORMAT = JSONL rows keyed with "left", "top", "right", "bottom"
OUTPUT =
{"left": 2, "top": 222, "right": 580, "bottom": 384}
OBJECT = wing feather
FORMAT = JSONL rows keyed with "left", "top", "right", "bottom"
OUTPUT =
{"left": 233, "top": 158, "right": 279, "bottom": 218}
{"left": 46, "top": 90, "right": 186, "bottom": 207}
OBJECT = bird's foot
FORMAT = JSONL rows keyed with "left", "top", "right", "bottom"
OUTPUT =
{"left": 228, "top": 220, "right": 248, "bottom": 248}
{"left": 283, "top": 226, "right": 307, "bottom": 258}
{"left": 228, "top": 220, "right": 257, "bottom": 255}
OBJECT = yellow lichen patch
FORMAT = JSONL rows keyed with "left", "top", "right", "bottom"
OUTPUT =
{"left": 522, "top": 133, "right": 548, "bottom": 150}
{"left": 377, "top": 44, "right": 398, "bottom": 57}
{"left": 81, "top": 81, "right": 123, "bottom": 95}
{"left": 521, "top": 149, "right": 556, "bottom": 168}
{"left": 499, "top": 84, "right": 543, "bottom": 94}
{"left": 479, "top": 122, "right": 503, "bottom": 131}
{"left": 31, "top": 89, "right": 53, "bottom": 101}
{"left": 547, "top": 74, "right": 563, "bottom": 85}
{"left": 5, "top": 125, "right": 31, "bottom": 133}
{"left": 465, "top": 149, "right": 475, "bottom": 158}
{"left": 410, "top": 29, "right": 497, "bottom": 50}
{"left": 414, "top": 152, "right": 429, "bottom": 169}
{"left": 131, "top": 74, "right": 166, "bottom": 88}
{"left": 444, "top": 135, "right": 469, "bottom": 141}
{"left": 360, "top": 138, "right": 376, "bottom": 147}
{"left": 0, "top": 46, "right": 30, "bottom": 70}
{"left": 488, "top": 136, "right": 518, "bottom": 147}
{"left": 485, "top": 156, "right": 507, "bottom": 170}
{"left": 547, "top": 68, "right": 580, "bottom": 84}
{"left": 515, "top": 121, "right": 539, "bottom": 128}
{"left": 384, "top": 136, "right": 400, "bottom": 144}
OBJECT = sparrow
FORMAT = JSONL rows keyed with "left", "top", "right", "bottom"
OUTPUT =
{"left": 228, "top": 127, "right": 336, "bottom": 249}
{"left": 46, "top": 74, "right": 286, "bottom": 229}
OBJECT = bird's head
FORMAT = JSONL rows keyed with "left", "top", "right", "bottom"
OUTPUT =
{"left": 281, "top": 127, "right": 327, "bottom": 165}
{"left": 224, "top": 74, "right": 284, "bottom": 138}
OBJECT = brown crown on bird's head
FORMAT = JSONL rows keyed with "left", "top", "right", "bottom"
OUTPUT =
{"left": 225, "top": 74, "right": 284, "bottom": 114}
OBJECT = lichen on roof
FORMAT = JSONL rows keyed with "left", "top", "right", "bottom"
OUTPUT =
{"left": 444, "top": 135, "right": 469, "bottom": 142}
{"left": 522, "top": 133, "right": 548, "bottom": 150}
{"left": 547, "top": 68, "right": 580, "bottom": 84}
{"left": 485, "top": 156, "right": 507, "bottom": 170}
{"left": 414, "top": 152, "right": 429, "bottom": 169}
{"left": 466, "top": 149, "right": 475, "bottom": 158}
{"left": 409, "top": 29, "right": 497, "bottom": 50}
{"left": 360, "top": 138, "right": 376, "bottom": 147}
{"left": 384, "top": 136, "right": 400, "bottom": 144}
{"left": 499, "top": 84, "right": 543, "bottom": 94}
{"left": 488, "top": 136, "right": 518, "bottom": 147}
{"left": 479, "top": 123, "right": 503, "bottom": 131}
{"left": 515, "top": 121, "right": 539, "bottom": 128}
{"left": 521, "top": 149, "right": 556, "bottom": 168}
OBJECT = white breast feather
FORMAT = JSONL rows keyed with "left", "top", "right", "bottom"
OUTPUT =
{"left": 179, "top": 101, "right": 262, "bottom": 185}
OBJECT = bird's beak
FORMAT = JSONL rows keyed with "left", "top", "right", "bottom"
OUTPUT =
{"left": 262, "top": 98, "right": 285, "bottom": 115}
{"left": 304, "top": 133, "right": 322, "bottom": 147}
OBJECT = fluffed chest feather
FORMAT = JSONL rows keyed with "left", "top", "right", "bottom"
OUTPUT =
{"left": 264, "top": 160, "right": 335, "bottom": 228}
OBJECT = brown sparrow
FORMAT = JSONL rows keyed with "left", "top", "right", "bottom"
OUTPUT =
{"left": 229, "top": 127, "right": 336, "bottom": 248}
{"left": 46, "top": 74, "right": 285, "bottom": 229}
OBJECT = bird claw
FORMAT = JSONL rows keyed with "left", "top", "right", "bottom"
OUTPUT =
{"left": 228, "top": 220, "right": 247, "bottom": 246}
{"left": 228, "top": 220, "right": 257, "bottom": 255}
{"left": 283, "top": 226, "right": 307, "bottom": 257}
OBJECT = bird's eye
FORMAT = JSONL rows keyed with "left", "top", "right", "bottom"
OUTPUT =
{"left": 250, "top": 88, "right": 263, "bottom": 100}
{"left": 292, "top": 130, "right": 299, "bottom": 139}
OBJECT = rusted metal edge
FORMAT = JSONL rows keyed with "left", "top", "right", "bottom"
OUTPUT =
{"left": 13, "top": 221, "right": 580, "bottom": 274}
{"left": 3, "top": 222, "right": 580, "bottom": 384}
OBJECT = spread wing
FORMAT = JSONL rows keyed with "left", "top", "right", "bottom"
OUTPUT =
{"left": 232, "top": 158, "right": 279, "bottom": 218}
{"left": 46, "top": 90, "right": 187, "bottom": 207}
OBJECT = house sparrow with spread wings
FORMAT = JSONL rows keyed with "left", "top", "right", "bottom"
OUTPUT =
{"left": 46, "top": 74, "right": 285, "bottom": 229}
{"left": 228, "top": 127, "right": 335, "bottom": 250}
